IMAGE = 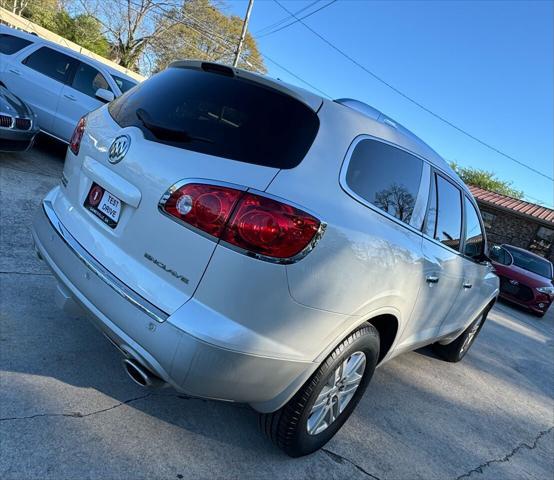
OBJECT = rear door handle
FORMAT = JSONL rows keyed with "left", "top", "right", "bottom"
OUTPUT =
{"left": 463, "top": 282, "right": 473, "bottom": 289}
{"left": 9, "top": 68, "right": 21, "bottom": 75}
{"left": 64, "top": 94, "right": 77, "bottom": 101}
{"left": 426, "top": 275, "right": 440, "bottom": 284}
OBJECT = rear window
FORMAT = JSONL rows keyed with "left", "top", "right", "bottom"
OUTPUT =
{"left": 108, "top": 67, "right": 319, "bottom": 168}
{"left": 0, "top": 34, "right": 32, "bottom": 55}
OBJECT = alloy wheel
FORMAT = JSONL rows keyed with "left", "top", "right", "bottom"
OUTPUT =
{"left": 307, "top": 351, "right": 366, "bottom": 435}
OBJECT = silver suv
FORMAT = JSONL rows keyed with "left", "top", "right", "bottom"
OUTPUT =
{"left": 32, "top": 61, "right": 499, "bottom": 456}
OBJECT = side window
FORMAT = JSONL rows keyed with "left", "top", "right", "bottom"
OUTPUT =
{"left": 481, "top": 211, "right": 496, "bottom": 229}
{"left": 71, "top": 62, "right": 111, "bottom": 98}
{"left": 345, "top": 139, "right": 423, "bottom": 224}
{"left": 490, "top": 246, "right": 511, "bottom": 265}
{"left": 463, "top": 196, "right": 484, "bottom": 259}
{"left": 0, "top": 34, "right": 33, "bottom": 55}
{"left": 423, "top": 173, "right": 437, "bottom": 237}
{"left": 111, "top": 75, "right": 137, "bottom": 93}
{"left": 23, "top": 47, "right": 75, "bottom": 83}
{"left": 425, "top": 173, "right": 462, "bottom": 251}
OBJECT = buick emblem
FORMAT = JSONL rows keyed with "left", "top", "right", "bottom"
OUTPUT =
{"left": 108, "top": 135, "right": 130, "bottom": 164}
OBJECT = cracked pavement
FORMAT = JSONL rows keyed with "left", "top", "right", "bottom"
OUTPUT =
{"left": 1, "top": 138, "right": 553, "bottom": 479}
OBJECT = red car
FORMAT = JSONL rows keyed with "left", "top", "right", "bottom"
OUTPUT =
{"left": 490, "top": 244, "right": 554, "bottom": 317}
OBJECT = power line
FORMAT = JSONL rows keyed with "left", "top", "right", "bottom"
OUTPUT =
{"left": 255, "top": 0, "right": 320, "bottom": 35}
{"left": 127, "top": 0, "right": 329, "bottom": 95}
{"left": 258, "top": 0, "right": 338, "bottom": 38}
{"left": 272, "top": 0, "right": 554, "bottom": 183}
{"left": 261, "top": 53, "right": 332, "bottom": 98}
{"left": 129, "top": 0, "right": 332, "bottom": 90}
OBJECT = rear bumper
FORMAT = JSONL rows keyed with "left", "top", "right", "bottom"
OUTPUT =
{"left": 32, "top": 191, "right": 315, "bottom": 412}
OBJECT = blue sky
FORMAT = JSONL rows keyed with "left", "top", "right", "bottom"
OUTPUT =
{"left": 226, "top": 0, "right": 554, "bottom": 207}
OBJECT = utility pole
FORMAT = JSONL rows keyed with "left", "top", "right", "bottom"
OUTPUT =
{"left": 233, "top": 0, "right": 254, "bottom": 68}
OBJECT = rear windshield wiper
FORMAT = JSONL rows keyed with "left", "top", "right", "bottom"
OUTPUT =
{"left": 135, "top": 108, "right": 214, "bottom": 144}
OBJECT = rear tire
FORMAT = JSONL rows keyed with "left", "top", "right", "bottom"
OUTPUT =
{"left": 259, "top": 324, "right": 379, "bottom": 457}
{"left": 433, "top": 304, "right": 492, "bottom": 362}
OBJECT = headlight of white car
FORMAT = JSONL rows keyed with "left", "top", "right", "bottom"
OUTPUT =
{"left": 536, "top": 286, "right": 554, "bottom": 295}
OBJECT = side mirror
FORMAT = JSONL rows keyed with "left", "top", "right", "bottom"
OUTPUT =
{"left": 95, "top": 88, "right": 115, "bottom": 103}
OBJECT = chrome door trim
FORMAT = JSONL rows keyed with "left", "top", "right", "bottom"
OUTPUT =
{"left": 42, "top": 199, "right": 169, "bottom": 323}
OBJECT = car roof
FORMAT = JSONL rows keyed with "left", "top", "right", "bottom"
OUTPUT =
{"left": 0, "top": 24, "right": 138, "bottom": 84}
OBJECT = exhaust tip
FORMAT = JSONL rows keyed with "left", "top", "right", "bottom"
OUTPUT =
{"left": 123, "top": 358, "right": 163, "bottom": 388}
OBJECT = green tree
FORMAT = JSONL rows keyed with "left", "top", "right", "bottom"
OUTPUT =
{"left": 3, "top": 0, "right": 111, "bottom": 57}
{"left": 151, "top": 0, "right": 266, "bottom": 74}
{"left": 450, "top": 162, "right": 524, "bottom": 199}
{"left": 70, "top": 14, "right": 110, "bottom": 57}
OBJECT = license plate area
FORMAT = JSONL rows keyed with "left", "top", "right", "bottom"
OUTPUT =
{"left": 84, "top": 182, "right": 122, "bottom": 228}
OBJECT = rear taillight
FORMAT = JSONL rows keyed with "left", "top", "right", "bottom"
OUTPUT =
{"left": 69, "top": 116, "right": 86, "bottom": 155}
{"left": 162, "top": 184, "right": 243, "bottom": 237}
{"left": 160, "top": 183, "right": 322, "bottom": 261}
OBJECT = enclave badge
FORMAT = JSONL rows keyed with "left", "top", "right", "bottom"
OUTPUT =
{"left": 144, "top": 252, "right": 189, "bottom": 284}
{"left": 108, "top": 135, "right": 131, "bottom": 164}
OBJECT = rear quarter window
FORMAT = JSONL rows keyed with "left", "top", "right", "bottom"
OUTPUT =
{"left": 0, "top": 34, "right": 32, "bottom": 55}
{"left": 344, "top": 139, "right": 424, "bottom": 224}
{"left": 108, "top": 67, "right": 319, "bottom": 169}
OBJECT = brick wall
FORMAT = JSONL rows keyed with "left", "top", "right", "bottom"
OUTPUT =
{"left": 478, "top": 204, "right": 554, "bottom": 263}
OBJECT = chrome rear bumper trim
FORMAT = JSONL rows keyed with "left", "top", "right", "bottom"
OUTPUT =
{"left": 42, "top": 200, "right": 169, "bottom": 323}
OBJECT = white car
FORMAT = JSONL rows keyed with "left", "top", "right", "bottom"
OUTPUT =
{"left": 32, "top": 60, "right": 499, "bottom": 456}
{"left": 0, "top": 25, "right": 138, "bottom": 143}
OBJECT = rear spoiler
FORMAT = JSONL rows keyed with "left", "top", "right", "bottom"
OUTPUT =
{"left": 168, "top": 60, "right": 323, "bottom": 112}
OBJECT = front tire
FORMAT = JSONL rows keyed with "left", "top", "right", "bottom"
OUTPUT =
{"left": 433, "top": 304, "right": 492, "bottom": 362}
{"left": 259, "top": 324, "right": 379, "bottom": 457}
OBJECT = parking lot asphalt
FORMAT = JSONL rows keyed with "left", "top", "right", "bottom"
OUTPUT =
{"left": 1, "top": 138, "right": 553, "bottom": 480}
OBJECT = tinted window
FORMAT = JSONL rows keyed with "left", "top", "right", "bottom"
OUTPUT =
{"left": 504, "top": 246, "right": 553, "bottom": 279}
{"left": 111, "top": 75, "right": 137, "bottom": 93}
{"left": 23, "top": 47, "right": 75, "bottom": 83}
{"left": 0, "top": 34, "right": 32, "bottom": 55}
{"left": 434, "top": 174, "right": 462, "bottom": 250}
{"left": 108, "top": 67, "right": 319, "bottom": 169}
{"left": 464, "top": 196, "right": 484, "bottom": 258}
{"left": 423, "top": 173, "right": 438, "bottom": 237}
{"left": 345, "top": 140, "right": 423, "bottom": 223}
{"left": 481, "top": 210, "right": 496, "bottom": 229}
{"left": 72, "top": 63, "right": 110, "bottom": 98}
{"left": 490, "top": 246, "right": 511, "bottom": 265}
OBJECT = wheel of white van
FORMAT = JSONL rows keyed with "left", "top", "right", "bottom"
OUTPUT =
{"left": 259, "top": 324, "right": 379, "bottom": 457}
{"left": 433, "top": 304, "right": 492, "bottom": 362}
